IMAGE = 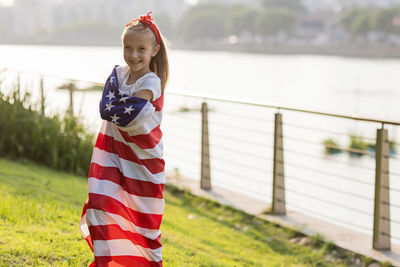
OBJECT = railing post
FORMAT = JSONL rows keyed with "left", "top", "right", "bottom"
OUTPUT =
{"left": 200, "top": 102, "right": 211, "bottom": 190}
{"left": 272, "top": 112, "right": 286, "bottom": 214}
{"left": 373, "top": 126, "right": 391, "bottom": 250}
{"left": 68, "top": 83, "right": 74, "bottom": 117}
{"left": 17, "top": 73, "right": 21, "bottom": 101}
{"left": 40, "top": 76, "right": 45, "bottom": 116}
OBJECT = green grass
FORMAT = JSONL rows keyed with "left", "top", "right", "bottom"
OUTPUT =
{"left": 0, "top": 158, "right": 384, "bottom": 266}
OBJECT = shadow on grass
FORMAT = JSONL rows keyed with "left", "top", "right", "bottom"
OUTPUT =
{"left": 164, "top": 185, "right": 323, "bottom": 262}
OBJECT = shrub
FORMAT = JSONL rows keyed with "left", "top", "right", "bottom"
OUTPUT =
{"left": 0, "top": 90, "right": 94, "bottom": 176}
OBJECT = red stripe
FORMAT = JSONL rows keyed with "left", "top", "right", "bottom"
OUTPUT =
{"left": 151, "top": 94, "right": 163, "bottom": 112}
{"left": 88, "top": 193, "right": 162, "bottom": 229}
{"left": 89, "top": 163, "right": 164, "bottom": 199}
{"left": 95, "top": 256, "right": 162, "bottom": 267}
{"left": 81, "top": 197, "right": 89, "bottom": 217}
{"left": 118, "top": 126, "right": 162, "bottom": 150}
{"left": 85, "top": 235, "right": 94, "bottom": 252}
{"left": 89, "top": 224, "right": 162, "bottom": 249}
{"left": 95, "top": 133, "right": 165, "bottom": 174}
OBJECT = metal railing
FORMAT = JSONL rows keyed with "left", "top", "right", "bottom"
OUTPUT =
{"left": 165, "top": 89, "right": 400, "bottom": 251}
{"left": 2, "top": 68, "right": 400, "bottom": 251}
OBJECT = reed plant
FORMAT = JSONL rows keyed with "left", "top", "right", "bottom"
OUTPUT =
{"left": 0, "top": 89, "right": 94, "bottom": 176}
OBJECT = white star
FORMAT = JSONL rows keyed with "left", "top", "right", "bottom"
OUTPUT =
{"left": 105, "top": 102, "right": 114, "bottom": 111}
{"left": 110, "top": 113, "right": 120, "bottom": 124}
{"left": 119, "top": 96, "right": 129, "bottom": 103}
{"left": 106, "top": 91, "right": 115, "bottom": 100}
{"left": 109, "top": 76, "right": 115, "bottom": 85}
{"left": 124, "top": 105, "right": 135, "bottom": 115}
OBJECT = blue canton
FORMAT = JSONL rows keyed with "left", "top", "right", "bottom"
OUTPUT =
{"left": 99, "top": 66, "right": 148, "bottom": 126}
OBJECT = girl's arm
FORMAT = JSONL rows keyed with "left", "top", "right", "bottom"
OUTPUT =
{"left": 133, "top": 89, "right": 153, "bottom": 101}
{"left": 99, "top": 73, "right": 156, "bottom": 130}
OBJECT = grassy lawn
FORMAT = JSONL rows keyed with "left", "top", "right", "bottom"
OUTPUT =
{"left": 0, "top": 158, "right": 384, "bottom": 266}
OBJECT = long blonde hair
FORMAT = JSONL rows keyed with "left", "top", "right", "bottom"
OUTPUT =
{"left": 122, "top": 22, "right": 169, "bottom": 93}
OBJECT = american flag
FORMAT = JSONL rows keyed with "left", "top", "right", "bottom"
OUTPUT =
{"left": 80, "top": 66, "right": 165, "bottom": 267}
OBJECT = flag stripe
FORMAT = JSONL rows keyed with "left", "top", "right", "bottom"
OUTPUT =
{"left": 100, "top": 122, "right": 163, "bottom": 160}
{"left": 117, "top": 103, "right": 160, "bottom": 134}
{"left": 89, "top": 224, "right": 162, "bottom": 249}
{"left": 95, "top": 133, "right": 165, "bottom": 174}
{"left": 91, "top": 147, "right": 165, "bottom": 184}
{"left": 80, "top": 214, "right": 90, "bottom": 238}
{"left": 94, "top": 255, "right": 162, "bottom": 267}
{"left": 88, "top": 193, "right": 162, "bottom": 229}
{"left": 93, "top": 239, "right": 162, "bottom": 262}
{"left": 151, "top": 94, "right": 163, "bottom": 112}
{"left": 119, "top": 125, "right": 162, "bottom": 150}
{"left": 88, "top": 178, "right": 165, "bottom": 215}
{"left": 89, "top": 163, "right": 164, "bottom": 199}
{"left": 86, "top": 208, "right": 161, "bottom": 240}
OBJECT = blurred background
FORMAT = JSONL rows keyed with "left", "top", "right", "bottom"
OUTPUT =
{"left": 1, "top": 0, "right": 400, "bottom": 251}
{"left": 1, "top": 0, "right": 400, "bottom": 54}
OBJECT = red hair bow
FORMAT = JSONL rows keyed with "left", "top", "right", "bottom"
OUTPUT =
{"left": 125, "top": 12, "right": 161, "bottom": 45}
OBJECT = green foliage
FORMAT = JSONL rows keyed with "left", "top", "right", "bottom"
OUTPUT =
{"left": 255, "top": 8, "right": 296, "bottom": 36}
{"left": 153, "top": 13, "right": 175, "bottom": 40}
{"left": 348, "top": 135, "right": 369, "bottom": 157}
{"left": 261, "top": 0, "right": 304, "bottom": 13}
{"left": 340, "top": 7, "right": 400, "bottom": 37}
{"left": 0, "top": 90, "right": 94, "bottom": 176}
{"left": 179, "top": 4, "right": 228, "bottom": 42}
{"left": 322, "top": 241, "right": 336, "bottom": 253}
{"left": 310, "top": 233, "right": 325, "bottom": 248}
{"left": 382, "top": 260, "right": 394, "bottom": 267}
{"left": 322, "top": 138, "right": 342, "bottom": 155}
{"left": 178, "top": 2, "right": 300, "bottom": 42}
{"left": 227, "top": 5, "right": 259, "bottom": 36}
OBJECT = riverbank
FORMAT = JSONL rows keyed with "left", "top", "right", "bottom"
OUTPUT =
{"left": 2, "top": 40, "right": 400, "bottom": 59}
{"left": 172, "top": 42, "right": 400, "bottom": 59}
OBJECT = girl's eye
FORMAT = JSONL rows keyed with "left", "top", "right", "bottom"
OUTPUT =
{"left": 140, "top": 47, "right": 145, "bottom": 51}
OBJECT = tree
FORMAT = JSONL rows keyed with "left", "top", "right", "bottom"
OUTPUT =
{"left": 261, "top": 0, "right": 304, "bottom": 13}
{"left": 339, "top": 7, "right": 400, "bottom": 38}
{"left": 153, "top": 14, "right": 174, "bottom": 39}
{"left": 178, "top": 4, "right": 228, "bottom": 42}
{"left": 227, "top": 5, "right": 259, "bottom": 36}
{"left": 255, "top": 8, "right": 296, "bottom": 37}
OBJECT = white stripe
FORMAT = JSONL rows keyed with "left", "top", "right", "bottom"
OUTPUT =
{"left": 80, "top": 214, "right": 90, "bottom": 238}
{"left": 100, "top": 121, "right": 163, "bottom": 160}
{"left": 86, "top": 208, "right": 161, "bottom": 240}
{"left": 88, "top": 178, "right": 164, "bottom": 215}
{"left": 93, "top": 239, "right": 162, "bottom": 262}
{"left": 91, "top": 147, "right": 165, "bottom": 184}
{"left": 125, "top": 110, "right": 162, "bottom": 136}
{"left": 117, "top": 102, "right": 162, "bottom": 135}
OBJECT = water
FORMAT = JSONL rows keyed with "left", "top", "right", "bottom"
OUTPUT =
{"left": 1, "top": 44, "right": 400, "bottom": 241}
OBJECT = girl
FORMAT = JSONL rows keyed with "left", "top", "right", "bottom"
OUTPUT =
{"left": 80, "top": 12, "right": 169, "bottom": 267}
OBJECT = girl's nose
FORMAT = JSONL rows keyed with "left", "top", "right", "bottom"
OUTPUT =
{"left": 131, "top": 50, "right": 139, "bottom": 58}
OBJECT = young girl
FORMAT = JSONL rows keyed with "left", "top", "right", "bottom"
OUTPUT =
{"left": 80, "top": 12, "right": 169, "bottom": 267}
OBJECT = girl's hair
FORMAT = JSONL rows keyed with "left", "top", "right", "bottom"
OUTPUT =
{"left": 122, "top": 22, "right": 169, "bottom": 93}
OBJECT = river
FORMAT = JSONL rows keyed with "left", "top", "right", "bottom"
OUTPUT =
{"left": 1, "top": 44, "right": 399, "bottom": 242}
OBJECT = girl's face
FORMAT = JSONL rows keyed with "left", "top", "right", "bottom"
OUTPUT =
{"left": 122, "top": 29, "right": 160, "bottom": 77}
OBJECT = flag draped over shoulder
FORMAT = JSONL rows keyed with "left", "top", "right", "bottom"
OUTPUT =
{"left": 80, "top": 66, "right": 165, "bottom": 267}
